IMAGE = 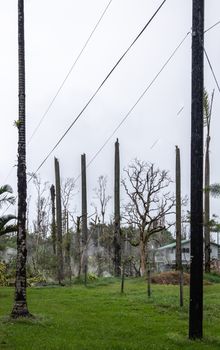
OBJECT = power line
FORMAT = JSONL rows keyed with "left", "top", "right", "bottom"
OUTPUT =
{"left": 150, "top": 139, "right": 160, "bottom": 150}
{"left": 204, "top": 20, "right": 220, "bottom": 34}
{"left": 28, "top": 0, "right": 167, "bottom": 182}
{"left": 177, "top": 106, "right": 184, "bottom": 117}
{"left": 27, "top": 0, "right": 113, "bottom": 145}
{"left": 204, "top": 48, "right": 220, "bottom": 93}
{"left": 2, "top": 165, "right": 16, "bottom": 184}
{"left": 85, "top": 32, "right": 190, "bottom": 170}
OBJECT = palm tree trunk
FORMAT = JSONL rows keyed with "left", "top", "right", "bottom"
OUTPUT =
{"left": 11, "top": 0, "right": 30, "bottom": 318}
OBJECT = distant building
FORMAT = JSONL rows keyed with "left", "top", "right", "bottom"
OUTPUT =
{"left": 154, "top": 239, "right": 220, "bottom": 272}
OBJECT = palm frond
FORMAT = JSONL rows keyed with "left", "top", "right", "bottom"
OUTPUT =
{"left": 0, "top": 184, "right": 15, "bottom": 208}
{"left": 0, "top": 214, "right": 17, "bottom": 231}
{"left": 203, "top": 88, "right": 210, "bottom": 126}
{"left": 0, "top": 224, "right": 18, "bottom": 236}
{"left": 0, "top": 184, "right": 13, "bottom": 195}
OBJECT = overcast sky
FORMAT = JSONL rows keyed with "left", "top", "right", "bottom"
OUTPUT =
{"left": 0, "top": 1, "right": 219, "bottom": 236}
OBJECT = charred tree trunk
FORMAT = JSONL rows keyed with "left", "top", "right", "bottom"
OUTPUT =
{"left": 54, "top": 157, "right": 64, "bottom": 284}
{"left": 50, "top": 184, "right": 56, "bottom": 255}
{"left": 11, "top": 0, "right": 31, "bottom": 318}
{"left": 189, "top": 0, "right": 204, "bottom": 340}
{"left": 81, "top": 154, "right": 88, "bottom": 286}
{"left": 114, "top": 139, "right": 121, "bottom": 277}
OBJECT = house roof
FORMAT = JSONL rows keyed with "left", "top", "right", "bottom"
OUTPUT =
{"left": 157, "top": 239, "right": 220, "bottom": 251}
{"left": 157, "top": 240, "right": 189, "bottom": 251}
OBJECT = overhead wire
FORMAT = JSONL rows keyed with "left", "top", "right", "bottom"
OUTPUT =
{"left": 27, "top": 0, "right": 113, "bottom": 145}
{"left": 77, "top": 31, "right": 190, "bottom": 179}
{"left": 4, "top": 15, "right": 219, "bottom": 187}
{"left": 204, "top": 20, "right": 220, "bottom": 34}
{"left": 28, "top": 0, "right": 167, "bottom": 182}
{"left": 204, "top": 48, "right": 220, "bottom": 94}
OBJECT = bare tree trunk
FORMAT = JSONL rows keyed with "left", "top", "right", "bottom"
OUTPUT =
{"left": 65, "top": 211, "right": 72, "bottom": 282}
{"left": 54, "top": 157, "right": 64, "bottom": 284}
{"left": 147, "top": 262, "right": 151, "bottom": 298}
{"left": 176, "top": 146, "right": 182, "bottom": 271}
{"left": 50, "top": 185, "right": 56, "bottom": 255}
{"left": 120, "top": 260, "right": 125, "bottom": 294}
{"left": 76, "top": 216, "right": 82, "bottom": 278}
{"left": 175, "top": 146, "right": 183, "bottom": 307}
{"left": 81, "top": 154, "right": 88, "bottom": 286}
{"left": 189, "top": 0, "right": 204, "bottom": 340}
{"left": 114, "top": 139, "right": 121, "bottom": 276}
{"left": 140, "top": 238, "right": 146, "bottom": 277}
{"left": 11, "top": 0, "right": 31, "bottom": 318}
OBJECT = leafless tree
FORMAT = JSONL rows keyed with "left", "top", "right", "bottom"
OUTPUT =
{"left": 122, "top": 159, "right": 175, "bottom": 276}
{"left": 61, "top": 177, "right": 76, "bottom": 216}
{"left": 93, "top": 175, "right": 111, "bottom": 225}
{"left": 30, "top": 173, "right": 50, "bottom": 262}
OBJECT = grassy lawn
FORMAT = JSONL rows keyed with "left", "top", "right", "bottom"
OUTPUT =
{"left": 1, "top": 278, "right": 220, "bottom": 350}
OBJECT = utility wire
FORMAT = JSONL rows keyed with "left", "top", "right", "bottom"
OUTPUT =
{"left": 3, "top": 165, "right": 16, "bottom": 184}
{"left": 177, "top": 106, "right": 184, "bottom": 117}
{"left": 27, "top": 15, "right": 220, "bottom": 146}
{"left": 204, "top": 48, "right": 220, "bottom": 94}
{"left": 27, "top": 0, "right": 113, "bottom": 145}
{"left": 84, "top": 32, "right": 190, "bottom": 173}
{"left": 204, "top": 20, "right": 220, "bottom": 34}
{"left": 28, "top": 0, "right": 167, "bottom": 182}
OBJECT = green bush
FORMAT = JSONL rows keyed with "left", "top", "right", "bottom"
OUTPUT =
{"left": 27, "top": 274, "right": 47, "bottom": 287}
{"left": 87, "top": 272, "right": 98, "bottom": 281}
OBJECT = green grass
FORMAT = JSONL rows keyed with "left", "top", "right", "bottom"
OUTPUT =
{"left": 1, "top": 278, "right": 220, "bottom": 349}
{"left": 204, "top": 271, "right": 220, "bottom": 283}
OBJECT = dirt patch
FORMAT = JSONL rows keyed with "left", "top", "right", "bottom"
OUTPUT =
{"left": 151, "top": 271, "right": 190, "bottom": 285}
{"left": 151, "top": 271, "right": 211, "bottom": 285}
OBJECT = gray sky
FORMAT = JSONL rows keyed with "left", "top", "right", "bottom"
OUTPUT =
{"left": 0, "top": 1, "right": 220, "bottom": 235}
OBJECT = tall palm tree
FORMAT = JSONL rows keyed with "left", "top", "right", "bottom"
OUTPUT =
{"left": 11, "top": 0, "right": 31, "bottom": 318}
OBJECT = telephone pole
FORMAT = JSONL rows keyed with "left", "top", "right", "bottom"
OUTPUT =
{"left": 189, "top": 0, "right": 204, "bottom": 340}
